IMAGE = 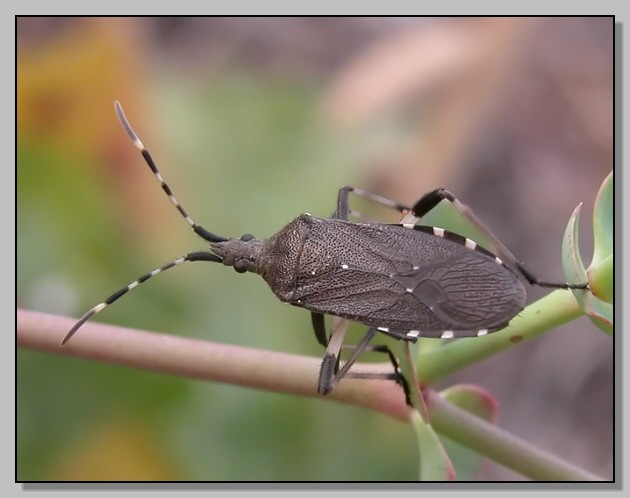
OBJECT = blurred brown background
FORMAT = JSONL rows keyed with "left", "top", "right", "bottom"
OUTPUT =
{"left": 17, "top": 17, "right": 613, "bottom": 481}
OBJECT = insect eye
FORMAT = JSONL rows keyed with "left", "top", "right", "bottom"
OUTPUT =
{"left": 234, "top": 259, "right": 248, "bottom": 273}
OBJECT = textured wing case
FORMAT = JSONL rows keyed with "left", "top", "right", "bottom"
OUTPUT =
{"left": 259, "top": 214, "right": 526, "bottom": 335}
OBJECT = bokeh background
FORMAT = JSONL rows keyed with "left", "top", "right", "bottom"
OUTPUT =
{"left": 17, "top": 17, "right": 613, "bottom": 481}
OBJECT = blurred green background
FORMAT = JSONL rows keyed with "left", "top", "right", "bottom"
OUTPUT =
{"left": 17, "top": 17, "right": 613, "bottom": 481}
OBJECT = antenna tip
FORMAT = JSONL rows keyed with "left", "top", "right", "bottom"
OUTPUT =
{"left": 60, "top": 329, "right": 76, "bottom": 346}
{"left": 114, "top": 101, "right": 144, "bottom": 150}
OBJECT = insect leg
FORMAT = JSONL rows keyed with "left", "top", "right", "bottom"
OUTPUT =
{"left": 317, "top": 317, "right": 349, "bottom": 394}
{"left": 319, "top": 323, "right": 391, "bottom": 394}
{"left": 338, "top": 341, "right": 411, "bottom": 405}
{"left": 318, "top": 319, "right": 410, "bottom": 402}
{"left": 334, "top": 186, "right": 412, "bottom": 222}
{"left": 311, "top": 186, "right": 420, "bottom": 395}
{"left": 310, "top": 312, "right": 329, "bottom": 347}
{"left": 114, "top": 102, "right": 227, "bottom": 244}
{"left": 411, "top": 188, "right": 589, "bottom": 290}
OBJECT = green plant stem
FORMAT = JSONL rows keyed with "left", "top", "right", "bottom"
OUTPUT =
{"left": 418, "top": 289, "right": 584, "bottom": 384}
{"left": 589, "top": 253, "right": 613, "bottom": 303}
{"left": 16, "top": 309, "right": 410, "bottom": 420}
{"left": 17, "top": 308, "right": 605, "bottom": 481}
{"left": 425, "top": 390, "right": 605, "bottom": 481}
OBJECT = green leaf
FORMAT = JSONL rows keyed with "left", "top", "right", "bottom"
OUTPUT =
{"left": 398, "top": 342, "right": 454, "bottom": 481}
{"left": 410, "top": 411, "right": 455, "bottom": 481}
{"left": 590, "top": 172, "right": 614, "bottom": 303}
{"left": 591, "top": 171, "right": 613, "bottom": 268}
{"left": 561, "top": 174, "right": 613, "bottom": 335}
{"left": 562, "top": 203, "right": 588, "bottom": 287}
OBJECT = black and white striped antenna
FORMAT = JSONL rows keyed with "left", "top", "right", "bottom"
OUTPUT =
{"left": 61, "top": 102, "right": 227, "bottom": 345}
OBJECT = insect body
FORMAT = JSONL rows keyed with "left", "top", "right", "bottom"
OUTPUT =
{"left": 217, "top": 214, "right": 525, "bottom": 336}
{"left": 63, "top": 102, "right": 588, "bottom": 397}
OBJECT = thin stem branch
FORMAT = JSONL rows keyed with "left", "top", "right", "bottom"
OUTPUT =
{"left": 16, "top": 309, "right": 410, "bottom": 420}
{"left": 17, "top": 308, "right": 604, "bottom": 481}
{"left": 425, "top": 390, "right": 606, "bottom": 481}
